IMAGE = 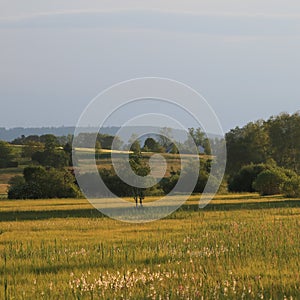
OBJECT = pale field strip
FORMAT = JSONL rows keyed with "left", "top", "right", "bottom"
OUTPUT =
{"left": 75, "top": 147, "right": 212, "bottom": 159}
{"left": 0, "top": 183, "right": 8, "bottom": 194}
{"left": 0, "top": 194, "right": 289, "bottom": 212}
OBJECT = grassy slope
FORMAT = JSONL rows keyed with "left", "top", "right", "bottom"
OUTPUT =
{"left": 1, "top": 194, "right": 300, "bottom": 299}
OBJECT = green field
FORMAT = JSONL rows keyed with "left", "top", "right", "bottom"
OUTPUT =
{"left": 1, "top": 194, "right": 300, "bottom": 299}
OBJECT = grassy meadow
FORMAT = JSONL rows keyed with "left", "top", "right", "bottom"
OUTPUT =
{"left": 1, "top": 194, "right": 300, "bottom": 299}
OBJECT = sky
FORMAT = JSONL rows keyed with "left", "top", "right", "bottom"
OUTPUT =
{"left": 0, "top": 0, "right": 300, "bottom": 133}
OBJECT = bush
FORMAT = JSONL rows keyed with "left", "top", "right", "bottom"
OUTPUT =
{"left": 282, "top": 176, "right": 300, "bottom": 198}
{"left": 159, "top": 174, "right": 180, "bottom": 194}
{"left": 8, "top": 177, "right": 44, "bottom": 199}
{"left": 142, "top": 138, "right": 165, "bottom": 153}
{"left": 32, "top": 150, "right": 69, "bottom": 168}
{"left": 161, "top": 160, "right": 214, "bottom": 194}
{"left": 8, "top": 166, "right": 81, "bottom": 199}
{"left": 193, "top": 170, "right": 209, "bottom": 193}
{"left": 252, "top": 168, "right": 288, "bottom": 196}
{"left": 228, "top": 164, "right": 267, "bottom": 193}
{"left": 78, "top": 169, "right": 132, "bottom": 198}
{"left": 144, "top": 185, "right": 164, "bottom": 196}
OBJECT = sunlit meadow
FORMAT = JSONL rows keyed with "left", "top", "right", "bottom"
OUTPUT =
{"left": 1, "top": 194, "right": 300, "bottom": 299}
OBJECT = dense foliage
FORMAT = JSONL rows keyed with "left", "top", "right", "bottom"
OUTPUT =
{"left": 142, "top": 137, "right": 164, "bottom": 152}
{"left": 226, "top": 112, "right": 300, "bottom": 175}
{"left": 79, "top": 158, "right": 214, "bottom": 198}
{"left": 0, "top": 140, "right": 18, "bottom": 168}
{"left": 3, "top": 112, "right": 300, "bottom": 199}
{"left": 252, "top": 168, "right": 288, "bottom": 196}
{"left": 73, "top": 132, "right": 123, "bottom": 150}
{"left": 226, "top": 113, "right": 300, "bottom": 196}
{"left": 228, "top": 164, "right": 267, "bottom": 193}
{"left": 228, "top": 162, "right": 300, "bottom": 197}
{"left": 8, "top": 166, "right": 81, "bottom": 199}
{"left": 282, "top": 176, "right": 300, "bottom": 198}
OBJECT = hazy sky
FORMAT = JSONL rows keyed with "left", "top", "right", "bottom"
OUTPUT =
{"left": 0, "top": 1, "right": 300, "bottom": 132}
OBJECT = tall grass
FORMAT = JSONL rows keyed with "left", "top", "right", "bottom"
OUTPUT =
{"left": 0, "top": 194, "right": 300, "bottom": 299}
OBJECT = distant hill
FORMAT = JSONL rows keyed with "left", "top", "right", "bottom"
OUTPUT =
{"left": 0, "top": 126, "right": 120, "bottom": 141}
{"left": 0, "top": 126, "right": 220, "bottom": 144}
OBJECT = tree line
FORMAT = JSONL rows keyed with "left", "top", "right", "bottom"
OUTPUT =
{"left": 2, "top": 112, "right": 300, "bottom": 200}
{"left": 2, "top": 128, "right": 214, "bottom": 201}
{"left": 226, "top": 112, "right": 300, "bottom": 197}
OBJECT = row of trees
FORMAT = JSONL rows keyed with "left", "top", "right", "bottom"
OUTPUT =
{"left": 73, "top": 127, "right": 212, "bottom": 155}
{"left": 7, "top": 134, "right": 80, "bottom": 199}
{"left": 78, "top": 156, "right": 217, "bottom": 204}
{"left": 4, "top": 112, "right": 300, "bottom": 199}
{"left": 126, "top": 128, "right": 211, "bottom": 155}
{"left": 10, "top": 128, "right": 212, "bottom": 156}
{"left": 226, "top": 112, "right": 300, "bottom": 197}
{"left": 226, "top": 112, "right": 300, "bottom": 174}
{"left": 11, "top": 134, "right": 72, "bottom": 147}
{"left": 228, "top": 161, "right": 300, "bottom": 197}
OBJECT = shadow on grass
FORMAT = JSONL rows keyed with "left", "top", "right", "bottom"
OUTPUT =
{"left": 0, "top": 199, "right": 300, "bottom": 222}
{"left": 0, "top": 208, "right": 105, "bottom": 222}
{"left": 0, "top": 254, "right": 171, "bottom": 276}
{"left": 182, "top": 199, "right": 300, "bottom": 212}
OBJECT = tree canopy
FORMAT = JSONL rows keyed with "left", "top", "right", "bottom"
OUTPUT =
{"left": 226, "top": 112, "right": 300, "bottom": 175}
{"left": 0, "top": 141, "right": 17, "bottom": 168}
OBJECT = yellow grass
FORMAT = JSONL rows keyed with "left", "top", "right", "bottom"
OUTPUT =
{"left": 1, "top": 194, "right": 300, "bottom": 299}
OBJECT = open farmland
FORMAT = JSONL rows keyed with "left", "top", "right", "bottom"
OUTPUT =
{"left": 75, "top": 148, "right": 211, "bottom": 177}
{"left": 1, "top": 194, "right": 300, "bottom": 299}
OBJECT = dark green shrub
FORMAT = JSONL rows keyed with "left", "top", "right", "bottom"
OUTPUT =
{"left": 282, "top": 176, "right": 300, "bottom": 198}
{"left": 228, "top": 164, "right": 267, "bottom": 192}
{"left": 32, "top": 150, "right": 69, "bottom": 168}
{"left": 252, "top": 168, "right": 288, "bottom": 196}
{"left": 8, "top": 166, "right": 81, "bottom": 199}
{"left": 159, "top": 174, "right": 180, "bottom": 194}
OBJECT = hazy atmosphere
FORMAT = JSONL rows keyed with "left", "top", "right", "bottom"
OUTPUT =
{"left": 2, "top": 2, "right": 300, "bottom": 299}
{"left": 1, "top": 0, "right": 300, "bottom": 131}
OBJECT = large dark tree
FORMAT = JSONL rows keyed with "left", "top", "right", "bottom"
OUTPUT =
{"left": 32, "top": 149, "right": 69, "bottom": 169}
{"left": 266, "top": 113, "right": 300, "bottom": 173}
{"left": 8, "top": 166, "right": 81, "bottom": 199}
{"left": 0, "top": 140, "right": 18, "bottom": 168}
{"left": 225, "top": 121, "right": 269, "bottom": 175}
{"left": 143, "top": 137, "right": 162, "bottom": 152}
{"left": 226, "top": 113, "right": 300, "bottom": 176}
